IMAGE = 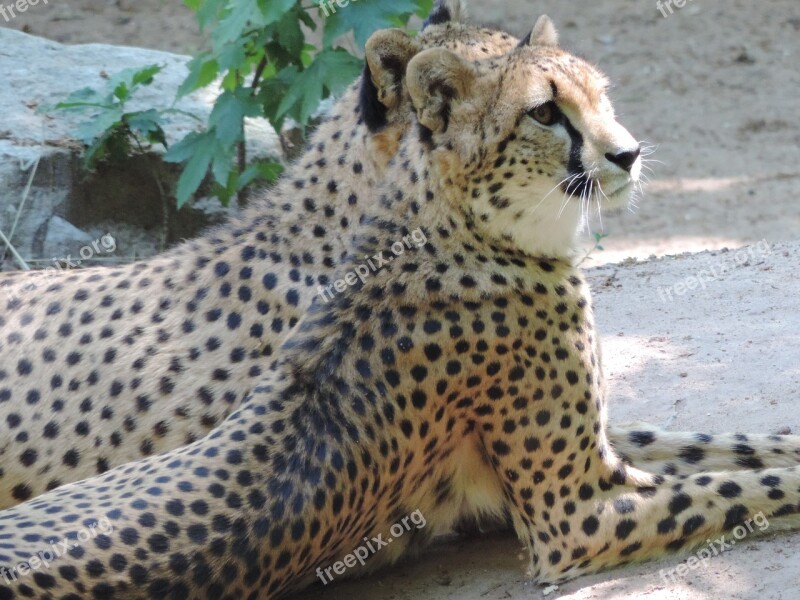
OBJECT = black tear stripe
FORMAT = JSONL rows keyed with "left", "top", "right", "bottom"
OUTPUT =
{"left": 422, "top": 1, "right": 451, "bottom": 30}
{"left": 358, "top": 63, "right": 388, "bottom": 132}
{"left": 561, "top": 115, "right": 590, "bottom": 197}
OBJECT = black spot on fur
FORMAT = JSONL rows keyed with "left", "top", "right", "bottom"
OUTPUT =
{"left": 422, "top": 0, "right": 452, "bottom": 29}
{"left": 679, "top": 445, "right": 705, "bottom": 464}
{"left": 723, "top": 504, "right": 749, "bottom": 529}
{"left": 628, "top": 430, "right": 655, "bottom": 447}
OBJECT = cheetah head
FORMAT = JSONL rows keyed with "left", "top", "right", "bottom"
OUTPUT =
{"left": 406, "top": 16, "right": 643, "bottom": 259}
{"left": 360, "top": 0, "right": 518, "bottom": 169}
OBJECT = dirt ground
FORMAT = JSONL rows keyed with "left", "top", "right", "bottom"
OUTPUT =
{"left": 3, "top": 0, "right": 800, "bottom": 598}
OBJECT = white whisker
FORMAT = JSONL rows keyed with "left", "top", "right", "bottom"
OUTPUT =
{"left": 553, "top": 172, "right": 585, "bottom": 219}
{"left": 531, "top": 172, "right": 578, "bottom": 218}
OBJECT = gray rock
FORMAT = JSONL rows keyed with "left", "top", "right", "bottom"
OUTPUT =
{"left": 0, "top": 28, "right": 279, "bottom": 161}
{"left": 0, "top": 28, "right": 281, "bottom": 269}
{"left": 41, "top": 216, "right": 93, "bottom": 267}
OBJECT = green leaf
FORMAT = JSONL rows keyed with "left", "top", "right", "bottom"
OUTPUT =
{"left": 215, "top": 37, "right": 250, "bottom": 73}
{"left": 108, "top": 65, "right": 163, "bottom": 99}
{"left": 297, "top": 6, "right": 316, "bottom": 30}
{"left": 212, "top": 0, "right": 294, "bottom": 48}
{"left": 63, "top": 0, "right": 430, "bottom": 209}
{"left": 274, "top": 8, "right": 304, "bottom": 57}
{"left": 124, "top": 109, "right": 168, "bottom": 148}
{"left": 322, "top": 0, "right": 418, "bottom": 47}
{"left": 210, "top": 142, "right": 234, "bottom": 186}
{"left": 211, "top": 173, "right": 239, "bottom": 207}
{"left": 208, "top": 90, "right": 262, "bottom": 146}
{"left": 131, "top": 64, "right": 163, "bottom": 86}
{"left": 414, "top": 0, "right": 434, "bottom": 18}
{"left": 113, "top": 81, "right": 130, "bottom": 102}
{"left": 276, "top": 49, "right": 362, "bottom": 124}
{"left": 258, "top": 0, "right": 297, "bottom": 27}
{"left": 74, "top": 108, "right": 124, "bottom": 146}
{"left": 164, "top": 130, "right": 206, "bottom": 163}
{"left": 258, "top": 65, "right": 300, "bottom": 128}
{"left": 55, "top": 87, "right": 110, "bottom": 110}
{"left": 186, "top": 0, "right": 225, "bottom": 30}
{"left": 212, "top": 4, "right": 255, "bottom": 48}
{"left": 81, "top": 125, "right": 117, "bottom": 167}
{"left": 175, "top": 138, "right": 216, "bottom": 207}
{"left": 178, "top": 54, "right": 220, "bottom": 97}
{"left": 239, "top": 161, "right": 283, "bottom": 188}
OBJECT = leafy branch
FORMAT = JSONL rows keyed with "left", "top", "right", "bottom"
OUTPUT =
{"left": 577, "top": 232, "right": 610, "bottom": 266}
{"left": 56, "top": 0, "right": 433, "bottom": 211}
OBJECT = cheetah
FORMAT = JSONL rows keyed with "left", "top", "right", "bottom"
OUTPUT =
{"left": 0, "top": 0, "right": 522, "bottom": 508}
{"left": 2, "top": 15, "right": 800, "bottom": 599}
{"left": 0, "top": 0, "right": 792, "bottom": 512}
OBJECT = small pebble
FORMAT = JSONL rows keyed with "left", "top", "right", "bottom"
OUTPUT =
{"left": 543, "top": 584, "right": 559, "bottom": 596}
{"left": 434, "top": 571, "right": 451, "bottom": 586}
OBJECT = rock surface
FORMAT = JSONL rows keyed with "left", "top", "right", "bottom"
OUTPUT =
{"left": 293, "top": 241, "right": 800, "bottom": 600}
{"left": 41, "top": 215, "right": 93, "bottom": 264}
{"left": 0, "top": 28, "right": 280, "bottom": 269}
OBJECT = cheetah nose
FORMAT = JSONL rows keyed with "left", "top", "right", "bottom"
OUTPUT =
{"left": 605, "top": 145, "right": 641, "bottom": 172}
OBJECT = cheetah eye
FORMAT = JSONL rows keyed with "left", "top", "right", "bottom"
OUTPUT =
{"left": 528, "top": 101, "right": 560, "bottom": 126}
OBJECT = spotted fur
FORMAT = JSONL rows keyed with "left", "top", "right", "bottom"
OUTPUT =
{"left": 0, "top": 1, "right": 775, "bottom": 514}
{"left": 2, "top": 15, "right": 800, "bottom": 600}
{"left": 0, "top": 1, "right": 518, "bottom": 509}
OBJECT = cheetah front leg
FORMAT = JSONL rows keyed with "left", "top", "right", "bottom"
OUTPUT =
{"left": 475, "top": 328, "right": 800, "bottom": 583}
{"left": 608, "top": 423, "right": 800, "bottom": 476}
{"left": 525, "top": 462, "right": 800, "bottom": 582}
{"left": 483, "top": 418, "right": 800, "bottom": 583}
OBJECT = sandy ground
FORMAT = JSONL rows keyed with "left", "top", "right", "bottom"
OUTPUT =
{"left": 3, "top": 1, "right": 800, "bottom": 599}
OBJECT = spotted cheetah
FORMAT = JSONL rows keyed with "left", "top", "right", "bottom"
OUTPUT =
{"left": 0, "top": 0, "right": 521, "bottom": 508}
{"left": 2, "top": 15, "right": 800, "bottom": 599}
{"left": 0, "top": 1, "right": 792, "bottom": 513}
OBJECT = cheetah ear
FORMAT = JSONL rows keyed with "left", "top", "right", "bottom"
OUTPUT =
{"left": 519, "top": 15, "right": 559, "bottom": 48}
{"left": 407, "top": 48, "right": 477, "bottom": 134}
{"left": 361, "top": 29, "right": 422, "bottom": 132}
{"left": 421, "top": 0, "right": 468, "bottom": 30}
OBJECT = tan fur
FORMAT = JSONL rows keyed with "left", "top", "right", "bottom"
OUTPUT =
{"left": 1, "top": 15, "right": 800, "bottom": 600}
{"left": 0, "top": 5, "right": 519, "bottom": 510}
